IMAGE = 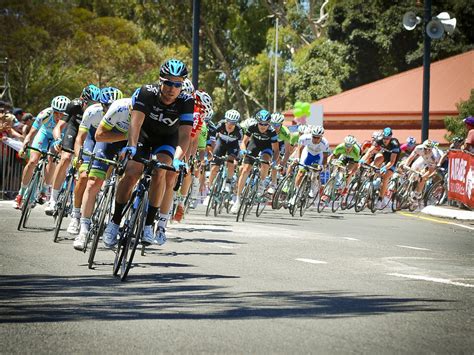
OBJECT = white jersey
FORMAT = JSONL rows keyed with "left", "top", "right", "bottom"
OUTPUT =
{"left": 299, "top": 133, "right": 330, "bottom": 156}
{"left": 412, "top": 144, "right": 442, "bottom": 166}
{"left": 101, "top": 98, "right": 131, "bottom": 134}
{"left": 80, "top": 103, "right": 104, "bottom": 132}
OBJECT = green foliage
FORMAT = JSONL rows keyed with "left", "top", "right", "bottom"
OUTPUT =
{"left": 445, "top": 90, "right": 474, "bottom": 140}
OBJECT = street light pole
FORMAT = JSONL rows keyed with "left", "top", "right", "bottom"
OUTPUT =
{"left": 192, "top": 0, "right": 200, "bottom": 89}
{"left": 273, "top": 17, "right": 278, "bottom": 112}
{"left": 421, "top": 0, "right": 431, "bottom": 141}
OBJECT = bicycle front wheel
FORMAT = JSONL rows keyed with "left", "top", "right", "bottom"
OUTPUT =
{"left": 18, "top": 170, "right": 40, "bottom": 231}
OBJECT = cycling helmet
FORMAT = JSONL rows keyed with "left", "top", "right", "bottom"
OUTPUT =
{"left": 297, "top": 124, "right": 307, "bottom": 134}
{"left": 344, "top": 135, "right": 357, "bottom": 147}
{"left": 311, "top": 125, "right": 324, "bottom": 137}
{"left": 372, "top": 131, "right": 381, "bottom": 139}
{"left": 451, "top": 136, "right": 464, "bottom": 145}
{"left": 160, "top": 59, "right": 188, "bottom": 78}
{"left": 270, "top": 112, "right": 285, "bottom": 125}
{"left": 81, "top": 84, "right": 101, "bottom": 102}
{"left": 383, "top": 127, "right": 393, "bottom": 138}
{"left": 51, "top": 95, "right": 71, "bottom": 113}
{"left": 99, "top": 87, "right": 123, "bottom": 105}
{"left": 224, "top": 109, "right": 240, "bottom": 123}
{"left": 195, "top": 90, "right": 213, "bottom": 113}
{"left": 255, "top": 109, "right": 271, "bottom": 124}
{"left": 406, "top": 136, "right": 416, "bottom": 147}
{"left": 204, "top": 108, "right": 214, "bottom": 122}
{"left": 181, "top": 78, "right": 194, "bottom": 95}
{"left": 422, "top": 139, "right": 435, "bottom": 149}
{"left": 463, "top": 116, "right": 474, "bottom": 125}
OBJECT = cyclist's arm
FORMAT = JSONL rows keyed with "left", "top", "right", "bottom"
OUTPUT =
{"left": 240, "top": 135, "right": 249, "bottom": 151}
{"left": 175, "top": 125, "right": 192, "bottom": 161}
{"left": 53, "top": 120, "right": 67, "bottom": 141}
{"left": 272, "top": 141, "right": 280, "bottom": 165}
{"left": 74, "top": 129, "right": 87, "bottom": 157}
{"left": 127, "top": 110, "right": 145, "bottom": 148}
{"left": 22, "top": 125, "right": 38, "bottom": 148}
{"left": 95, "top": 122, "right": 127, "bottom": 143}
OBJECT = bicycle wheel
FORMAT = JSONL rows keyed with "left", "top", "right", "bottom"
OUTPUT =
{"left": 242, "top": 188, "right": 256, "bottom": 222}
{"left": 317, "top": 177, "right": 335, "bottom": 213}
{"left": 256, "top": 193, "right": 268, "bottom": 217}
{"left": 213, "top": 178, "right": 224, "bottom": 217}
{"left": 343, "top": 178, "right": 359, "bottom": 210}
{"left": 299, "top": 178, "right": 312, "bottom": 217}
{"left": 88, "top": 183, "right": 114, "bottom": 269}
{"left": 424, "top": 180, "right": 445, "bottom": 206}
{"left": 52, "top": 175, "right": 73, "bottom": 242}
{"left": 305, "top": 176, "right": 320, "bottom": 210}
{"left": 354, "top": 180, "right": 370, "bottom": 213}
{"left": 113, "top": 201, "right": 133, "bottom": 276}
{"left": 291, "top": 176, "right": 306, "bottom": 217}
{"left": 370, "top": 188, "right": 379, "bottom": 213}
{"left": 18, "top": 170, "right": 40, "bottom": 230}
{"left": 205, "top": 181, "right": 218, "bottom": 217}
{"left": 236, "top": 180, "right": 252, "bottom": 222}
{"left": 120, "top": 194, "right": 146, "bottom": 281}
{"left": 272, "top": 175, "right": 290, "bottom": 210}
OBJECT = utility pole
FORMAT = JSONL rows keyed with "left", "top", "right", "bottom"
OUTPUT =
{"left": 273, "top": 18, "right": 278, "bottom": 112}
{"left": 192, "top": 0, "right": 200, "bottom": 89}
{"left": 421, "top": 0, "right": 431, "bottom": 141}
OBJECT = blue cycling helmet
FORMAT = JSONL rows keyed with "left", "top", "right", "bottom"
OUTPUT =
{"left": 81, "top": 84, "right": 101, "bottom": 102}
{"left": 383, "top": 127, "right": 393, "bottom": 138}
{"left": 99, "top": 87, "right": 123, "bottom": 105}
{"left": 255, "top": 109, "right": 271, "bottom": 123}
{"left": 160, "top": 59, "right": 188, "bottom": 78}
{"left": 406, "top": 136, "right": 416, "bottom": 147}
{"left": 131, "top": 87, "right": 140, "bottom": 106}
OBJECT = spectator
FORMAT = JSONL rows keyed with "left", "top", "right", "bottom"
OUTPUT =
{"left": 21, "top": 113, "right": 34, "bottom": 140}
{"left": 463, "top": 116, "right": 474, "bottom": 153}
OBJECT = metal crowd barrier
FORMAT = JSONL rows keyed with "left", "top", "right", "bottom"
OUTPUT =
{"left": 1, "top": 141, "right": 23, "bottom": 200}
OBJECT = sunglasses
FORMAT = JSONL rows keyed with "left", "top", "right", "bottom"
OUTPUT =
{"left": 383, "top": 136, "right": 392, "bottom": 140}
{"left": 344, "top": 144, "right": 353, "bottom": 148}
{"left": 312, "top": 135, "right": 322, "bottom": 139}
{"left": 272, "top": 124, "right": 281, "bottom": 128}
{"left": 160, "top": 77, "right": 183, "bottom": 88}
{"left": 258, "top": 122, "right": 269, "bottom": 126}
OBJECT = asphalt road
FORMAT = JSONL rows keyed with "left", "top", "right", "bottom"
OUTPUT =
{"left": 1, "top": 200, "right": 473, "bottom": 354}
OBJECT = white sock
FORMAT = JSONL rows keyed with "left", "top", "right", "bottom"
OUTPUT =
{"left": 50, "top": 189, "right": 60, "bottom": 203}
{"left": 72, "top": 207, "right": 81, "bottom": 219}
{"left": 80, "top": 217, "right": 91, "bottom": 234}
{"left": 158, "top": 212, "right": 171, "bottom": 229}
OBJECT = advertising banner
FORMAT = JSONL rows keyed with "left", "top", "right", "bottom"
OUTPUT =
{"left": 448, "top": 150, "right": 474, "bottom": 208}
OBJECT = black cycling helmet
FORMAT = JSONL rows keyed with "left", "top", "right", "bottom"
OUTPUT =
{"left": 160, "top": 59, "right": 188, "bottom": 78}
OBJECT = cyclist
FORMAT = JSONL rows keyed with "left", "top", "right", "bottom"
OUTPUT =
{"left": 231, "top": 109, "right": 279, "bottom": 214}
{"left": 67, "top": 87, "right": 123, "bottom": 238}
{"left": 400, "top": 136, "right": 417, "bottom": 160}
{"left": 267, "top": 112, "right": 292, "bottom": 194}
{"left": 401, "top": 139, "right": 442, "bottom": 201}
{"left": 45, "top": 84, "right": 101, "bottom": 215}
{"left": 204, "top": 109, "right": 243, "bottom": 205}
{"left": 291, "top": 126, "right": 329, "bottom": 200}
{"left": 361, "top": 131, "right": 381, "bottom": 155}
{"left": 102, "top": 59, "right": 194, "bottom": 247}
{"left": 174, "top": 88, "right": 213, "bottom": 221}
{"left": 73, "top": 94, "right": 131, "bottom": 250}
{"left": 371, "top": 127, "right": 401, "bottom": 208}
{"left": 327, "top": 135, "right": 361, "bottom": 196}
{"left": 14, "top": 96, "right": 70, "bottom": 209}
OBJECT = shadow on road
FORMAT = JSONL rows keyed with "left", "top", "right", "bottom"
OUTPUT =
{"left": 0, "top": 274, "right": 451, "bottom": 323}
{"left": 170, "top": 236, "right": 244, "bottom": 245}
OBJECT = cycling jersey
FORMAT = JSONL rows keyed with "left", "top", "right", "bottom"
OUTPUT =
{"left": 379, "top": 137, "right": 401, "bottom": 164}
{"left": 101, "top": 98, "right": 132, "bottom": 134}
{"left": 61, "top": 99, "right": 84, "bottom": 126}
{"left": 206, "top": 121, "right": 217, "bottom": 146}
{"left": 198, "top": 122, "right": 208, "bottom": 150}
{"left": 332, "top": 143, "right": 361, "bottom": 162}
{"left": 80, "top": 104, "right": 104, "bottom": 133}
{"left": 298, "top": 133, "right": 330, "bottom": 156}
{"left": 411, "top": 144, "right": 442, "bottom": 167}
{"left": 132, "top": 84, "right": 194, "bottom": 138}
{"left": 240, "top": 118, "right": 257, "bottom": 133}
{"left": 290, "top": 132, "right": 299, "bottom": 146}
{"left": 276, "top": 125, "right": 291, "bottom": 144}
{"left": 245, "top": 123, "right": 278, "bottom": 143}
{"left": 214, "top": 120, "right": 243, "bottom": 143}
{"left": 31, "top": 107, "right": 57, "bottom": 151}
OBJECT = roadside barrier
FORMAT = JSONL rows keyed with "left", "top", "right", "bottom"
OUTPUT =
{"left": 447, "top": 149, "right": 474, "bottom": 209}
{"left": 0, "top": 140, "right": 23, "bottom": 199}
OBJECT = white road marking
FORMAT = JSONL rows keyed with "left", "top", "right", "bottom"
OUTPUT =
{"left": 343, "top": 237, "right": 360, "bottom": 241}
{"left": 216, "top": 245, "right": 234, "bottom": 249}
{"left": 388, "top": 273, "right": 474, "bottom": 288}
{"left": 296, "top": 258, "right": 327, "bottom": 264}
{"left": 396, "top": 245, "right": 431, "bottom": 251}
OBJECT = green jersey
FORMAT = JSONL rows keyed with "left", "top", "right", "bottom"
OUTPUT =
{"left": 277, "top": 125, "right": 291, "bottom": 144}
{"left": 332, "top": 143, "right": 361, "bottom": 161}
{"left": 290, "top": 132, "right": 299, "bottom": 146}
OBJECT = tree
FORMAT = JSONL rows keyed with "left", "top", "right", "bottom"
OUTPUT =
{"left": 445, "top": 90, "right": 474, "bottom": 140}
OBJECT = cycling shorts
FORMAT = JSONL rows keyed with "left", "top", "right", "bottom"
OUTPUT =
{"left": 86, "top": 140, "right": 126, "bottom": 180}
{"left": 300, "top": 150, "right": 323, "bottom": 167}
{"left": 244, "top": 139, "right": 272, "bottom": 165}
{"left": 31, "top": 128, "right": 53, "bottom": 152}
{"left": 134, "top": 129, "right": 178, "bottom": 161}
{"left": 61, "top": 120, "right": 79, "bottom": 151}
{"left": 212, "top": 139, "right": 239, "bottom": 165}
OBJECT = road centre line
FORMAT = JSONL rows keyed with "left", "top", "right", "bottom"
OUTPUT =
{"left": 343, "top": 237, "right": 360, "bottom": 241}
{"left": 388, "top": 273, "right": 474, "bottom": 288}
{"left": 296, "top": 258, "right": 328, "bottom": 264}
{"left": 396, "top": 245, "right": 431, "bottom": 251}
{"left": 398, "top": 212, "right": 474, "bottom": 231}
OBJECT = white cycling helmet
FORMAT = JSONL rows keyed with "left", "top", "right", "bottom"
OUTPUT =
{"left": 195, "top": 90, "right": 213, "bottom": 113}
{"left": 311, "top": 125, "right": 324, "bottom": 137}
{"left": 297, "top": 124, "right": 307, "bottom": 134}
{"left": 270, "top": 112, "right": 285, "bottom": 125}
{"left": 344, "top": 135, "right": 357, "bottom": 147}
{"left": 204, "top": 108, "right": 214, "bottom": 122}
{"left": 224, "top": 109, "right": 240, "bottom": 123}
{"left": 181, "top": 78, "right": 194, "bottom": 95}
{"left": 51, "top": 95, "right": 71, "bottom": 113}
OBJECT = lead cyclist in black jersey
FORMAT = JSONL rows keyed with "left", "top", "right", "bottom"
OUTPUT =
{"left": 102, "top": 59, "right": 194, "bottom": 248}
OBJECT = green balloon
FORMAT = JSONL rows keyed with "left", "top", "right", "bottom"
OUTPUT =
{"left": 294, "top": 108, "right": 304, "bottom": 117}
{"left": 294, "top": 101, "right": 303, "bottom": 109}
{"left": 302, "top": 102, "right": 310, "bottom": 112}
